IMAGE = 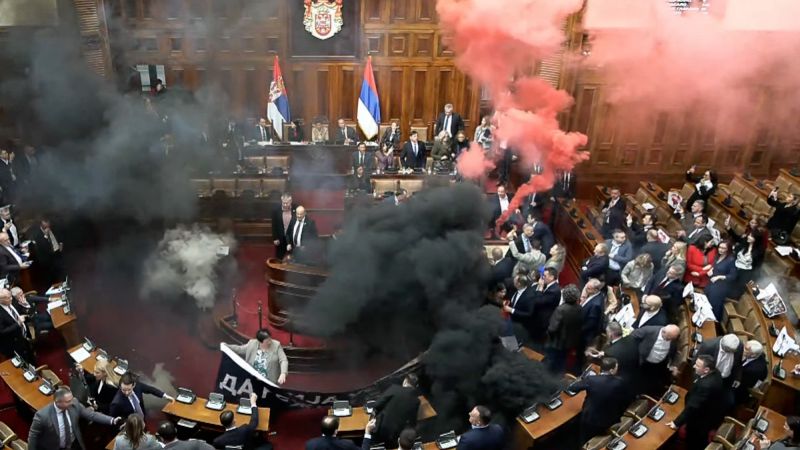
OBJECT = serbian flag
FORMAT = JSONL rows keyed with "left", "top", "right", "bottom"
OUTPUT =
{"left": 267, "top": 56, "right": 291, "bottom": 140}
{"left": 357, "top": 56, "right": 381, "bottom": 140}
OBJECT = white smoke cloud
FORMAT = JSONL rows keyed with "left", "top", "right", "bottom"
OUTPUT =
{"left": 141, "top": 225, "right": 237, "bottom": 309}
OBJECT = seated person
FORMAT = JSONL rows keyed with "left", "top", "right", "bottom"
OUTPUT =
{"left": 351, "top": 142, "right": 375, "bottom": 173}
{"left": 252, "top": 117, "right": 273, "bottom": 142}
{"left": 226, "top": 329, "right": 288, "bottom": 385}
{"left": 334, "top": 118, "right": 357, "bottom": 145}
{"left": 348, "top": 166, "right": 372, "bottom": 193}
{"left": 311, "top": 118, "right": 329, "bottom": 144}
{"left": 376, "top": 142, "right": 395, "bottom": 172}
{"left": 306, "top": 415, "right": 375, "bottom": 450}
{"left": 400, "top": 131, "right": 426, "bottom": 170}
{"left": 431, "top": 130, "right": 453, "bottom": 171}
{"left": 10, "top": 286, "right": 52, "bottom": 334}
{"left": 286, "top": 120, "right": 304, "bottom": 142}
{"left": 457, "top": 406, "right": 503, "bottom": 450}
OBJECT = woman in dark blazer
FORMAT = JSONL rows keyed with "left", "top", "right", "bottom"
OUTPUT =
{"left": 76, "top": 358, "right": 118, "bottom": 414}
{"left": 704, "top": 240, "right": 737, "bottom": 320}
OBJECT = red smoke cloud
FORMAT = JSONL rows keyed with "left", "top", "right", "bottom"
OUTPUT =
{"left": 437, "top": 0, "right": 589, "bottom": 226}
{"left": 583, "top": 0, "right": 800, "bottom": 143}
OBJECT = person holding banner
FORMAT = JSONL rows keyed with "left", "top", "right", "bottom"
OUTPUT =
{"left": 226, "top": 329, "right": 288, "bottom": 385}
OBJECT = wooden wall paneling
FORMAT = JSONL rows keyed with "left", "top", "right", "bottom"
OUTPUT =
{"left": 415, "top": 0, "right": 436, "bottom": 22}
{"left": 363, "top": 0, "right": 386, "bottom": 23}
{"left": 592, "top": 103, "right": 615, "bottom": 166}
{"left": 365, "top": 33, "right": 385, "bottom": 56}
{"left": 411, "top": 68, "right": 427, "bottom": 124}
{"left": 390, "top": 0, "right": 411, "bottom": 23}
{"left": 435, "top": 68, "right": 454, "bottom": 121}
{"left": 388, "top": 33, "right": 409, "bottom": 57}
{"left": 413, "top": 32, "right": 434, "bottom": 58}
{"left": 340, "top": 66, "right": 356, "bottom": 120}
{"left": 316, "top": 68, "right": 330, "bottom": 122}
{"left": 646, "top": 111, "right": 668, "bottom": 167}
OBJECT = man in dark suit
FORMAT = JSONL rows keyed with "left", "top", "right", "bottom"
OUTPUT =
{"left": 522, "top": 190, "right": 549, "bottom": 219}
{"left": 599, "top": 187, "right": 626, "bottom": 239}
{"left": 272, "top": 193, "right": 296, "bottom": 260}
{"left": 0, "top": 288, "right": 31, "bottom": 360}
{"left": 305, "top": 415, "right": 374, "bottom": 450}
{"left": 334, "top": 118, "right": 357, "bottom": 145}
{"left": 545, "top": 284, "right": 583, "bottom": 373}
{"left": 381, "top": 121, "right": 401, "bottom": 149}
{"left": 109, "top": 372, "right": 174, "bottom": 419}
{"left": 642, "top": 264, "right": 685, "bottom": 321}
{"left": 351, "top": 142, "right": 375, "bottom": 173}
{"left": 213, "top": 393, "right": 260, "bottom": 449}
{"left": 631, "top": 324, "right": 681, "bottom": 395}
{"left": 503, "top": 275, "right": 537, "bottom": 343}
{"left": 157, "top": 421, "right": 215, "bottom": 449}
{"left": 684, "top": 215, "right": 713, "bottom": 245}
{"left": 606, "top": 229, "right": 634, "bottom": 286}
{"left": 434, "top": 103, "right": 464, "bottom": 142}
{"left": 572, "top": 357, "right": 630, "bottom": 444}
{"left": 286, "top": 206, "right": 319, "bottom": 258}
{"left": 252, "top": 117, "right": 273, "bottom": 142}
{"left": 697, "top": 334, "right": 744, "bottom": 392}
{"left": 593, "top": 322, "right": 639, "bottom": 383}
{"left": 579, "top": 243, "right": 609, "bottom": 285}
{"left": 734, "top": 340, "right": 768, "bottom": 405}
{"left": 631, "top": 295, "right": 669, "bottom": 329}
{"left": 13, "top": 144, "right": 38, "bottom": 185}
{"left": 0, "top": 231, "right": 30, "bottom": 286}
{"left": 457, "top": 405, "right": 504, "bottom": 450}
{"left": 667, "top": 355, "right": 726, "bottom": 450}
{"left": 0, "top": 148, "right": 16, "bottom": 204}
{"left": 627, "top": 212, "right": 656, "bottom": 250}
{"left": 528, "top": 268, "right": 562, "bottom": 343}
{"left": 372, "top": 374, "right": 420, "bottom": 445}
{"left": 639, "top": 229, "right": 670, "bottom": 271}
{"left": 0, "top": 205, "right": 19, "bottom": 247}
{"left": 579, "top": 279, "right": 606, "bottom": 348}
{"left": 551, "top": 170, "right": 577, "bottom": 200}
{"left": 488, "top": 185, "right": 513, "bottom": 227}
{"left": 28, "top": 217, "right": 64, "bottom": 290}
{"left": 529, "top": 213, "right": 555, "bottom": 255}
{"left": 400, "top": 131, "right": 426, "bottom": 170}
{"left": 29, "top": 387, "right": 121, "bottom": 450}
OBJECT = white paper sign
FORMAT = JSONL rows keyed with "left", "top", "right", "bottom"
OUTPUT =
{"left": 773, "top": 327, "right": 800, "bottom": 357}
{"left": 69, "top": 348, "right": 91, "bottom": 363}
{"left": 613, "top": 303, "right": 636, "bottom": 329}
{"left": 47, "top": 300, "right": 64, "bottom": 311}
{"left": 682, "top": 282, "right": 695, "bottom": 299}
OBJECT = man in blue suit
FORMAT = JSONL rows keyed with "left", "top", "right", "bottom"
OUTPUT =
{"left": 529, "top": 212, "right": 555, "bottom": 255}
{"left": 571, "top": 357, "right": 630, "bottom": 444}
{"left": 457, "top": 405, "right": 504, "bottom": 450}
{"left": 605, "top": 229, "right": 633, "bottom": 286}
{"left": 579, "top": 278, "right": 606, "bottom": 348}
{"left": 400, "top": 131, "right": 426, "bottom": 170}
{"left": 305, "top": 416, "right": 375, "bottom": 450}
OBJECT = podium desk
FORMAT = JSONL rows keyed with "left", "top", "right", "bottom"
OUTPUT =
{"left": 331, "top": 396, "right": 437, "bottom": 437}
{"left": 0, "top": 358, "right": 52, "bottom": 411}
{"left": 162, "top": 399, "right": 270, "bottom": 432}
{"left": 618, "top": 386, "right": 687, "bottom": 450}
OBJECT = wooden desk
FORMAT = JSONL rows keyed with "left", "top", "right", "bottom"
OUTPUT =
{"left": 0, "top": 358, "right": 52, "bottom": 411}
{"left": 553, "top": 200, "right": 602, "bottom": 275}
{"left": 512, "top": 385, "right": 586, "bottom": 449}
{"left": 331, "top": 396, "right": 438, "bottom": 436}
{"left": 162, "top": 399, "right": 270, "bottom": 432}
{"left": 618, "top": 386, "right": 687, "bottom": 450}
{"left": 759, "top": 406, "right": 788, "bottom": 443}
{"left": 748, "top": 288, "right": 800, "bottom": 414}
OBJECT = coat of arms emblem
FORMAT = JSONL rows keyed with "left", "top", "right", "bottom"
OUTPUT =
{"left": 303, "top": 0, "right": 344, "bottom": 40}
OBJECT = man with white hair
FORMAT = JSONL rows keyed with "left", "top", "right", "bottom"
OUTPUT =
{"left": 697, "top": 333, "right": 744, "bottom": 390}
{"left": 0, "top": 231, "right": 31, "bottom": 284}
{"left": 10, "top": 286, "right": 52, "bottom": 335}
{"left": 734, "top": 340, "right": 768, "bottom": 405}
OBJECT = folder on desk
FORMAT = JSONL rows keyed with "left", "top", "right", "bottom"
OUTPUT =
{"left": 332, "top": 400, "right": 352, "bottom": 417}
{"left": 205, "top": 393, "right": 225, "bottom": 411}
{"left": 237, "top": 397, "right": 253, "bottom": 415}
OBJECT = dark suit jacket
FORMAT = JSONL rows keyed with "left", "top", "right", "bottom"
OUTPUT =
{"left": 735, "top": 355, "right": 768, "bottom": 404}
{"left": 697, "top": 337, "right": 744, "bottom": 385}
{"left": 213, "top": 406, "right": 259, "bottom": 449}
{"left": 271, "top": 205, "right": 296, "bottom": 258}
{"left": 163, "top": 439, "right": 214, "bottom": 450}
{"left": 674, "top": 371, "right": 725, "bottom": 431}
{"left": 334, "top": 126, "right": 357, "bottom": 145}
{"left": 631, "top": 325, "right": 678, "bottom": 366}
{"left": 374, "top": 385, "right": 420, "bottom": 444}
{"left": 252, "top": 125, "right": 274, "bottom": 142}
{"left": 108, "top": 382, "right": 166, "bottom": 418}
{"left": 28, "top": 226, "right": 60, "bottom": 267}
{"left": 532, "top": 221, "right": 555, "bottom": 254}
{"left": 547, "top": 302, "right": 583, "bottom": 351}
{"left": 0, "top": 303, "right": 27, "bottom": 357}
{"left": 83, "top": 372, "right": 118, "bottom": 414}
{"left": 13, "top": 154, "right": 37, "bottom": 181}
{"left": 600, "top": 197, "right": 627, "bottom": 234}
{"left": 28, "top": 399, "right": 115, "bottom": 450}
{"left": 305, "top": 435, "right": 371, "bottom": 450}
{"left": 552, "top": 171, "right": 577, "bottom": 199}
{"left": 489, "top": 193, "right": 514, "bottom": 225}
{"left": 522, "top": 192, "right": 549, "bottom": 218}
{"left": 604, "top": 337, "right": 640, "bottom": 380}
{"left": 351, "top": 150, "right": 375, "bottom": 172}
{"left": 581, "top": 294, "right": 605, "bottom": 346}
{"left": 530, "top": 283, "right": 561, "bottom": 340}
{"left": 580, "top": 255, "right": 609, "bottom": 284}
{"left": 287, "top": 217, "right": 319, "bottom": 250}
{"left": 434, "top": 112, "right": 465, "bottom": 138}
{"left": 400, "top": 141, "right": 426, "bottom": 169}
{"left": 456, "top": 423, "right": 504, "bottom": 450}
{"left": 642, "top": 269, "right": 684, "bottom": 313}
{"left": 640, "top": 241, "right": 670, "bottom": 271}
{"left": 380, "top": 128, "right": 401, "bottom": 149}
{"left": 286, "top": 126, "right": 304, "bottom": 143}
{"left": 631, "top": 307, "right": 669, "bottom": 329}
{"left": 0, "top": 245, "right": 24, "bottom": 284}
{"left": 508, "top": 285, "right": 536, "bottom": 328}
{"left": 572, "top": 374, "right": 630, "bottom": 432}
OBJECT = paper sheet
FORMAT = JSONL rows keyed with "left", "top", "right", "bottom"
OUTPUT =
{"left": 692, "top": 293, "right": 717, "bottom": 325}
{"left": 45, "top": 285, "right": 64, "bottom": 295}
{"left": 776, "top": 246, "right": 794, "bottom": 257}
{"left": 642, "top": 202, "right": 655, "bottom": 210}
{"left": 613, "top": 303, "right": 636, "bottom": 329}
{"left": 682, "top": 282, "right": 694, "bottom": 299}
{"left": 773, "top": 327, "right": 800, "bottom": 357}
{"left": 216, "top": 246, "right": 229, "bottom": 256}
{"left": 70, "top": 347, "right": 91, "bottom": 363}
{"left": 47, "top": 300, "right": 64, "bottom": 311}
{"left": 757, "top": 283, "right": 778, "bottom": 301}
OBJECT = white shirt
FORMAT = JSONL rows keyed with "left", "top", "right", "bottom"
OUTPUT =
{"left": 580, "top": 292, "right": 601, "bottom": 308}
{"left": 608, "top": 242, "right": 622, "bottom": 270}
{"left": 1, "top": 303, "right": 21, "bottom": 325}
{"left": 637, "top": 308, "right": 659, "bottom": 327}
{"left": 443, "top": 115, "right": 452, "bottom": 137}
{"left": 3, "top": 245, "right": 22, "bottom": 265}
{"left": 646, "top": 330, "right": 671, "bottom": 364}
{"left": 55, "top": 406, "right": 73, "bottom": 448}
{"left": 510, "top": 287, "right": 527, "bottom": 313}
{"left": 498, "top": 196, "right": 509, "bottom": 213}
{"left": 2, "top": 219, "right": 17, "bottom": 245}
{"left": 717, "top": 348, "right": 734, "bottom": 378}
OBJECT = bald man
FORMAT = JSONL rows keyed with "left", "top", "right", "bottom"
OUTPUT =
{"left": 286, "top": 206, "right": 318, "bottom": 256}
{"left": 631, "top": 324, "right": 681, "bottom": 395}
{"left": 632, "top": 295, "right": 669, "bottom": 329}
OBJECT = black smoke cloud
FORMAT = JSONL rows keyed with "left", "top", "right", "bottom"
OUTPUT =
{"left": 299, "top": 184, "right": 561, "bottom": 427}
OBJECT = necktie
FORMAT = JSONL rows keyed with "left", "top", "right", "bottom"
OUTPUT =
{"left": 413, "top": 143, "right": 418, "bottom": 156}
{"left": 511, "top": 291, "right": 521, "bottom": 307}
{"left": 8, "top": 305, "right": 21, "bottom": 325}
{"left": 359, "top": 153, "right": 363, "bottom": 165}
{"left": 523, "top": 237, "right": 531, "bottom": 253}
{"left": 130, "top": 393, "right": 144, "bottom": 416}
{"left": 444, "top": 116, "right": 452, "bottom": 137}
{"left": 62, "top": 409, "right": 73, "bottom": 447}
{"left": 658, "top": 279, "right": 669, "bottom": 290}
{"left": 293, "top": 221, "right": 302, "bottom": 246}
